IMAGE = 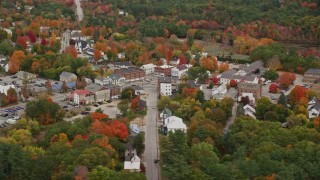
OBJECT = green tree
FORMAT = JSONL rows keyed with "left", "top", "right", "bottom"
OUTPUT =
{"left": 120, "top": 87, "right": 135, "bottom": 100}
{"left": 277, "top": 92, "right": 287, "bottom": 106}
{"left": 0, "top": 29, "right": 8, "bottom": 42}
{"left": 219, "top": 97, "right": 234, "bottom": 118}
{"left": 264, "top": 111, "right": 279, "bottom": 122}
{"left": 263, "top": 69, "right": 279, "bottom": 80}
{"left": 76, "top": 147, "right": 110, "bottom": 170}
{"left": 195, "top": 90, "right": 205, "bottom": 103}
{"left": 0, "top": 40, "right": 14, "bottom": 56}
{"left": 133, "top": 132, "right": 145, "bottom": 156}
{"left": 256, "top": 97, "right": 274, "bottom": 120}
{"left": 25, "top": 97, "right": 65, "bottom": 125}
{"left": 117, "top": 100, "right": 129, "bottom": 116}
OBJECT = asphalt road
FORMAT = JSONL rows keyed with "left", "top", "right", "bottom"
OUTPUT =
{"left": 223, "top": 102, "right": 238, "bottom": 135}
{"left": 144, "top": 78, "right": 160, "bottom": 180}
{"left": 75, "top": 0, "right": 84, "bottom": 21}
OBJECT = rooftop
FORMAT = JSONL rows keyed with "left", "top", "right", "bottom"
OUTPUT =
{"left": 305, "top": 68, "right": 320, "bottom": 75}
{"left": 159, "top": 77, "right": 172, "bottom": 83}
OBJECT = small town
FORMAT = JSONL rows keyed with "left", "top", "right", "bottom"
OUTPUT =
{"left": 0, "top": 0, "right": 320, "bottom": 179}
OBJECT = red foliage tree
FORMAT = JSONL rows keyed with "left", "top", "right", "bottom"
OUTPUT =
{"left": 64, "top": 45, "right": 78, "bottom": 58}
{"left": 269, "top": 83, "right": 278, "bottom": 93}
{"left": 41, "top": 38, "right": 48, "bottom": 46}
{"left": 230, "top": 79, "right": 237, "bottom": 87}
{"left": 212, "top": 76, "right": 219, "bottom": 84}
{"left": 65, "top": 0, "right": 75, "bottom": 6}
{"left": 27, "top": 31, "right": 37, "bottom": 43}
{"left": 16, "top": 36, "right": 27, "bottom": 49}
{"left": 91, "top": 120, "right": 128, "bottom": 140}
{"left": 131, "top": 96, "right": 140, "bottom": 110}
{"left": 91, "top": 112, "right": 108, "bottom": 121}
{"left": 278, "top": 72, "right": 296, "bottom": 88}
{"left": 178, "top": 54, "right": 187, "bottom": 65}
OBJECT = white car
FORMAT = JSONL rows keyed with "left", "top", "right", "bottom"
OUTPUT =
{"left": 13, "top": 116, "right": 20, "bottom": 120}
{"left": 6, "top": 119, "right": 17, "bottom": 125}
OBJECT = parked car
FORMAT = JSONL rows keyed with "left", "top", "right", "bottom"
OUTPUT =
{"left": 6, "top": 119, "right": 17, "bottom": 125}
{"left": 81, "top": 111, "right": 90, "bottom": 115}
{"left": 93, "top": 104, "right": 99, "bottom": 107}
{"left": 0, "top": 123, "right": 7, "bottom": 128}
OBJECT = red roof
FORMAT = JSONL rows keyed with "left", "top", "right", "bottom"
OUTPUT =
{"left": 74, "top": 90, "right": 91, "bottom": 95}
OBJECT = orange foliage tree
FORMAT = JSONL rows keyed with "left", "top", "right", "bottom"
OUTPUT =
{"left": 200, "top": 56, "right": 218, "bottom": 72}
{"left": 94, "top": 42, "right": 107, "bottom": 52}
{"left": 182, "top": 88, "right": 198, "bottom": 98}
{"left": 219, "top": 63, "right": 229, "bottom": 72}
{"left": 7, "top": 88, "right": 18, "bottom": 104}
{"left": 64, "top": 45, "right": 78, "bottom": 58}
{"left": 289, "top": 85, "right": 308, "bottom": 105}
{"left": 91, "top": 112, "right": 108, "bottom": 121}
{"left": 278, "top": 72, "right": 296, "bottom": 88}
{"left": 8, "top": 50, "right": 26, "bottom": 74}
{"left": 94, "top": 49, "right": 102, "bottom": 61}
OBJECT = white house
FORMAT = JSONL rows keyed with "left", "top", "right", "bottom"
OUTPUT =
{"left": 170, "top": 57, "right": 180, "bottom": 66}
{"left": 0, "top": 85, "right": 15, "bottom": 95}
{"left": 94, "top": 76, "right": 110, "bottom": 86}
{"left": 124, "top": 149, "right": 141, "bottom": 172}
{"left": 308, "top": 97, "right": 320, "bottom": 119}
{"left": 171, "top": 64, "right": 189, "bottom": 79}
{"left": 158, "top": 77, "right": 172, "bottom": 96}
{"left": 243, "top": 104, "right": 256, "bottom": 119}
{"left": 164, "top": 116, "right": 187, "bottom": 133}
{"left": 212, "top": 84, "right": 227, "bottom": 99}
{"left": 140, "top": 63, "right": 156, "bottom": 74}
{"left": 107, "top": 74, "right": 125, "bottom": 86}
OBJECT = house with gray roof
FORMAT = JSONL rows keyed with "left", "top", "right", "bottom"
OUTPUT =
{"left": 158, "top": 77, "right": 172, "bottom": 96}
{"left": 304, "top": 68, "right": 320, "bottom": 83}
{"left": 308, "top": 97, "right": 320, "bottom": 119}
{"left": 59, "top": 71, "right": 77, "bottom": 82}
{"left": 15, "top": 71, "right": 36, "bottom": 80}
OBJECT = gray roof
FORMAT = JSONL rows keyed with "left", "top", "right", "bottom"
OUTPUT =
{"left": 115, "top": 67, "right": 144, "bottom": 74}
{"left": 188, "top": 80, "right": 201, "bottom": 88}
{"left": 305, "top": 68, "right": 320, "bottom": 75}
{"left": 232, "top": 74, "right": 257, "bottom": 81}
{"left": 176, "top": 64, "right": 188, "bottom": 71}
{"left": 109, "top": 74, "right": 123, "bottom": 80}
{"left": 132, "top": 86, "right": 143, "bottom": 90}
{"left": 111, "top": 61, "right": 133, "bottom": 67}
{"left": 220, "top": 69, "right": 237, "bottom": 79}
{"left": 240, "top": 60, "right": 264, "bottom": 73}
{"left": 60, "top": 71, "right": 76, "bottom": 78}
{"left": 238, "top": 82, "right": 261, "bottom": 90}
{"left": 0, "top": 54, "right": 6, "bottom": 59}
{"left": 159, "top": 77, "right": 172, "bottom": 83}
{"left": 85, "top": 83, "right": 106, "bottom": 92}
{"left": 15, "top": 71, "right": 36, "bottom": 78}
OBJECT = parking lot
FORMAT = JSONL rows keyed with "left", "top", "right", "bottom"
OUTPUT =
{"left": 0, "top": 105, "right": 26, "bottom": 127}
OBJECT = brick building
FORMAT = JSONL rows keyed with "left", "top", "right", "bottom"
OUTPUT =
{"left": 154, "top": 65, "right": 173, "bottom": 77}
{"left": 238, "top": 82, "right": 262, "bottom": 100}
{"left": 114, "top": 67, "right": 145, "bottom": 82}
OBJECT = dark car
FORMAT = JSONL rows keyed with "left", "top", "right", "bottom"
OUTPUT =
{"left": 107, "top": 100, "right": 112, "bottom": 103}
{"left": 93, "top": 104, "right": 99, "bottom": 107}
{"left": 81, "top": 111, "right": 90, "bottom": 115}
{"left": 97, "top": 102, "right": 103, "bottom": 105}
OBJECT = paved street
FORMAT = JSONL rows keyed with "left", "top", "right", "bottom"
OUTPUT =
{"left": 60, "top": 31, "right": 71, "bottom": 53}
{"left": 144, "top": 77, "right": 160, "bottom": 180}
{"left": 75, "top": 0, "right": 84, "bottom": 21}
{"left": 223, "top": 102, "right": 238, "bottom": 135}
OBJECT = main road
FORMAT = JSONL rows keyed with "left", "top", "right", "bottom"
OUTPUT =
{"left": 144, "top": 79, "right": 160, "bottom": 180}
{"left": 75, "top": 0, "right": 84, "bottom": 21}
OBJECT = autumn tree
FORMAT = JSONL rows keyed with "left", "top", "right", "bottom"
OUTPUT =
{"left": 178, "top": 54, "right": 187, "bottom": 65}
{"left": 131, "top": 96, "right": 140, "bottom": 110}
{"left": 41, "top": 38, "right": 48, "bottom": 46}
{"left": 62, "top": 81, "right": 68, "bottom": 93}
{"left": 7, "top": 88, "right": 18, "bottom": 104}
{"left": 230, "top": 79, "right": 237, "bottom": 87}
{"left": 212, "top": 76, "right": 219, "bottom": 84}
{"left": 27, "top": 31, "right": 37, "bottom": 43}
{"left": 278, "top": 72, "right": 295, "bottom": 88}
{"left": 91, "top": 120, "right": 128, "bottom": 140}
{"left": 219, "top": 63, "right": 229, "bottom": 72}
{"left": 289, "top": 85, "right": 308, "bottom": 106}
{"left": 94, "top": 49, "right": 102, "bottom": 61}
{"left": 9, "top": 50, "right": 26, "bottom": 74}
{"left": 64, "top": 46, "right": 77, "bottom": 58}
{"left": 16, "top": 36, "right": 27, "bottom": 49}
{"left": 269, "top": 83, "right": 278, "bottom": 93}
{"left": 200, "top": 56, "right": 218, "bottom": 72}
